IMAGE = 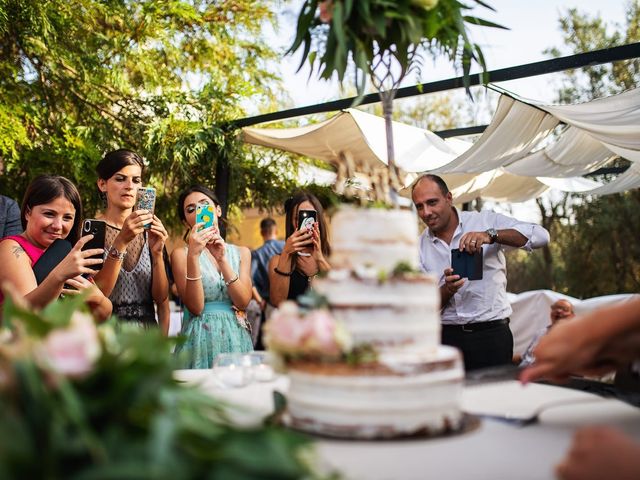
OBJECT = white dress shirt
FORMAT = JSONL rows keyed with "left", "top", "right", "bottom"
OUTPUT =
{"left": 418, "top": 208, "right": 550, "bottom": 325}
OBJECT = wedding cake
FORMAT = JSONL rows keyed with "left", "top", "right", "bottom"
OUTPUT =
{"left": 283, "top": 206, "right": 464, "bottom": 439}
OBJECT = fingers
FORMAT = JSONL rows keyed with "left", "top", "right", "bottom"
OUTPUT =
{"left": 291, "top": 229, "right": 313, "bottom": 251}
{"left": 519, "top": 362, "right": 567, "bottom": 384}
{"left": 65, "top": 276, "right": 92, "bottom": 290}
{"left": 459, "top": 232, "right": 484, "bottom": 253}
{"left": 82, "top": 248, "right": 105, "bottom": 259}
{"left": 443, "top": 268, "right": 464, "bottom": 294}
{"left": 74, "top": 234, "right": 93, "bottom": 250}
{"left": 126, "top": 210, "right": 153, "bottom": 232}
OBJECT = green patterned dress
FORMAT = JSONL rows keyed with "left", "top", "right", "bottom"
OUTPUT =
{"left": 175, "top": 244, "right": 253, "bottom": 369}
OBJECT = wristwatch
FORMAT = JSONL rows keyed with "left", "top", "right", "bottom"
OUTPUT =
{"left": 485, "top": 228, "right": 498, "bottom": 244}
{"left": 107, "top": 245, "right": 127, "bottom": 261}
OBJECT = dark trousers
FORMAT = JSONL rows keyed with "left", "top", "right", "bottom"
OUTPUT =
{"left": 442, "top": 320, "right": 513, "bottom": 371}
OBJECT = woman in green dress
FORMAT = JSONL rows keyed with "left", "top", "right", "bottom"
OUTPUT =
{"left": 171, "top": 185, "right": 253, "bottom": 368}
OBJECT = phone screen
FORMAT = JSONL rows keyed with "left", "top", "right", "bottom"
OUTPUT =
{"left": 196, "top": 204, "right": 215, "bottom": 231}
{"left": 297, "top": 209, "right": 317, "bottom": 231}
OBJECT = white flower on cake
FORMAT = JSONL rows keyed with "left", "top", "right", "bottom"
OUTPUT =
{"left": 264, "top": 301, "right": 351, "bottom": 359}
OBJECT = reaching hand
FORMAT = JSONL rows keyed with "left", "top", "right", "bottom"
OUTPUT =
{"left": 147, "top": 215, "right": 168, "bottom": 255}
{"left": 282, "top": 228, "right": 313, "bottom": 257}
{"left": 62, "top": 275, "right": 103, "bottom": 303}
{"left": 443, "top": 267, "right": 465, "bottom": 295}
{"left": 188, "top": 223, "right": 216, "bottom": 256}
{"left": 520, "top": 319, "right": 606, "bottom": 383}
{"left": 118, "top": 209, "right": 153, "bottom": 244}
{"left": 206, "top": 230, "right": 227, "bottom": 263}
{"left": 51, "top": 235, "right": 104, "bottom": 283}
{"left": 556, "top": 427, "right": 640, "bottom": 480}
{"left": 458, "top": 231, "right": 491, "bottom": 253}
{"left": 310, "top": 223, "right": 326, "bottom": 263}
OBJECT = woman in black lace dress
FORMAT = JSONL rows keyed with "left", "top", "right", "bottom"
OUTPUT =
{"left": 93, "top": 149, "right": 169, "bottom": 328}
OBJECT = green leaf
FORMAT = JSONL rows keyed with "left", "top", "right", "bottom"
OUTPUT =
{"left": 462, "top": 15, "right": 508, "bottom": 30}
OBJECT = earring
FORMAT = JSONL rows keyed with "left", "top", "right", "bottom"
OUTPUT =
{"left": 100, "top": 191, "right": 107, "bottom": 209}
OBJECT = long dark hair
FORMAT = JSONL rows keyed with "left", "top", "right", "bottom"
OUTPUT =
{"left": 177, "top": 185, "right": 226, "bottom": 240}
{"left": 284, "top": 191, "right": 331, "bottom": 256}
{"left": 96, "top": 149, "right": 145, "bottom": 180}
{"left": 21, "top": 175, "right": 83, "bottom": 244}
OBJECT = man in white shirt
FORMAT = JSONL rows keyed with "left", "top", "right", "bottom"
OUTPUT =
{"left": 412, "top": 174, "right": 550, "bottom": 371}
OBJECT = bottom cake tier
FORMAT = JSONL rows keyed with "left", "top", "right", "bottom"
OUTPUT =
{"left": 286, "top": 346, "right": 464, "bottom": 439}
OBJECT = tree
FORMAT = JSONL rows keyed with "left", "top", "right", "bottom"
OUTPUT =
{"left": 506, "top": 1, "right": 640, "bottom": 296}
{"left": 0, "top": 0, "right": 304, "bottom": 230}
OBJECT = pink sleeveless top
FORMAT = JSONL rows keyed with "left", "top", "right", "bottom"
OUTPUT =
{"left": 0, "top": 235, "right": 45, "bottom": 304}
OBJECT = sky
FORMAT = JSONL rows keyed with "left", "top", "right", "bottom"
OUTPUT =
{"left": 274, "top": 0, "right": 631, "bottom": 107}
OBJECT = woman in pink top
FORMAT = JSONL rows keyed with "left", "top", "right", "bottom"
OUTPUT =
{"left": 0, "top": 175, "right": 111, "bottom": 321}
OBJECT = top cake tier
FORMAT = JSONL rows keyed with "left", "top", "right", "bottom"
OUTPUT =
{"left": 329, "top": 206, "right": 419, "bottom": 272}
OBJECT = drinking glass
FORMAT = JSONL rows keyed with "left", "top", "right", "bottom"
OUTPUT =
{"left": 212, "top": 353, "right": 253, "bottom": 388}
{"left": 247, "top": 351, "right": 277, "bottom": 382}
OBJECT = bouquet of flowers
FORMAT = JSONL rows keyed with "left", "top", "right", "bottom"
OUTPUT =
{"left": 0, "top": 291, "right": 318, "bottom": 480}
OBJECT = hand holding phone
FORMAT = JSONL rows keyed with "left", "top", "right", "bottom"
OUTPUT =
{"left": 136, "top": 186, "right": 156, "bottom": 229}
{"left": 196, "top": 203, "right": 215, "bottom": 232}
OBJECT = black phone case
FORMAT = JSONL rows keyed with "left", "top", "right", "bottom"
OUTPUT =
{"left": 33, "top": 238, "right": 72, "bottom": 284}
{"left": 451, "top": 248, "right": 483, "bottom": 281}
{"left": 81, "top": 219, "right": 106, "bottom": 271}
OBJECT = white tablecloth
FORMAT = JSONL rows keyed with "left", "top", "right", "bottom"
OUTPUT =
{"left": 174, "top": 370, "right": 640, "bottom": 480}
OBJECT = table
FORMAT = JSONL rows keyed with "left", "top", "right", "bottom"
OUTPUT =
{"left": 174, "top": 370, "right": 640, "bottom": 480}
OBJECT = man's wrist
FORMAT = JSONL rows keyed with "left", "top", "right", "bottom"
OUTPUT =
{"left": 485, "top": 228, "right": 498, "bottom": 244}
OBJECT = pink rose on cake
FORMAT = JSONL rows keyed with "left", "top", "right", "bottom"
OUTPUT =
{"left": 264, "top": 302, "right": 309, "bottom": 354}
{"left": 264, "top": 301, "right": 351, "bottom": 359}
{"left": 302, "top": 310, "right": 351, "bottom": 356}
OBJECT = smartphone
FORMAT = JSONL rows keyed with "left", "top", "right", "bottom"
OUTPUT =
{"left": 33, "top": 238, "right": 72, "bottom": 284}
{"left": 297, "top": 209, "right": 317, "bottom": 231}
{"left": 297, "top": 209, "right": 317, "bottom": 256}
{"left": 136, "top": 186, "right": 156, "bottom": 229}
{"left": 451, "top": 248, "right": 483, "bottom": 281}
{"left": 196, "top": 203, "right": 215, "bottom": 231}
{"left": 82, "top": 219, "right": 107, "bottom": 271}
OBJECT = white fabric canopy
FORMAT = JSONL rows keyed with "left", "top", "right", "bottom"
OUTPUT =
{"left": 242, "top": 87, "right": 640, "bottom": 201}
{"left": 505, "top": 127, "right": 617, "bottom": 178}
{"left": 432, "top": 96, "right": 559, "bottom": 174}
{"left": 537, "top": 87, "right": 640, "bottom": 160}
{"left": 243, "top": 108, "right": 461, "bottom": 172}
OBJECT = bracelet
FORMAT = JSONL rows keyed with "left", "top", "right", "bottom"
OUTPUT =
{"left": 185, "top": 275, "right": 202, "bottom": 281}
{"left": 274, "top": 266, "right": 293, "bottom": 277}
{"left": 107, "top": 245, "right": 127, "bottom": 261}
{"left": 225, "top": 275, "right": 239, "bottom": 287}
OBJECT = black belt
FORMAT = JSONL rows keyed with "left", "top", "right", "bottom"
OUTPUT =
{"left": 442, "top": 318, "right": 510, "bottom": 333}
